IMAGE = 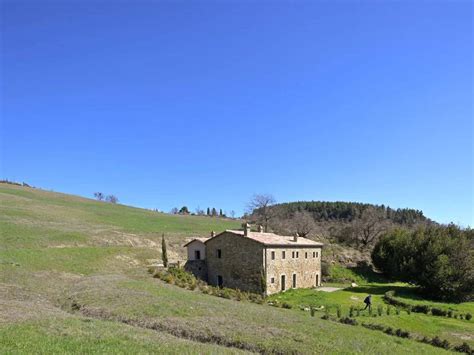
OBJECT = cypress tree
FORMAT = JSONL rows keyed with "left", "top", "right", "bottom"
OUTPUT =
{"left": 161, "top": 233, "right": 168, "bottom": 267}
{"left": 206, "top": 207, "right": 210, "bottom": 216}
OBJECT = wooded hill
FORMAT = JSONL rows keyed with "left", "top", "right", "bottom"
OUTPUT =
{"left": 271, "top": 201, "right": 429, "bottom": 226}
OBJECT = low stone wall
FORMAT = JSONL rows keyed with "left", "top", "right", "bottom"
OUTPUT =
{"left": 184, "top": 260, "right": 208, "bottom": 281}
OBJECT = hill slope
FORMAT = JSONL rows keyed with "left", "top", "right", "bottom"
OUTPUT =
{"left": 0, "top": 184, "right": 447, "bottom": 354}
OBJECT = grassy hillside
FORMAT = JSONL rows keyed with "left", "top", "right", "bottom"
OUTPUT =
{"left": 0, "top": 184, "right": 451, "bottom": 354}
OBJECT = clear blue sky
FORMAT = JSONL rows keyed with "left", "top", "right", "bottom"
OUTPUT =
{"left": 1, "top": 1, "right": 472, "bottom": 225}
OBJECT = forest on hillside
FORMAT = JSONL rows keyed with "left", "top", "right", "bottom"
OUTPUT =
{"left": 246, "top": 196, "right": 434, "bottom": 252}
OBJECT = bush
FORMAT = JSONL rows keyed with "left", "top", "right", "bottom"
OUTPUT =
{"left": 356, "top": 307, "right": 360, "bottom": 317}
{"left": 384, "top": 327, "right": 394, "bottom": 335}
{"left": 282, "top": 302, "right": 292, "bottom": 309}
{"left": 395, "top": 329, "right": 410, "bottom": 338}
{"left": 386, "top": 306, "right": 391, "bottom": 316}
{"left": 448, "top": 310, "right": 453, "bottom": 318}
{"left": 453, "top": 342, "right": 472, "bottom": 354}
{"left": 465, "top": 313, "right": 472, "bottom": 321}
{"left": 361, "top": 323, "right": 385, "bottom": 331}
{"left": 406, "top": 306, "right": 411, "bottom": 315}
{"left": 395, "top": 307, "right": 400, "bottom": 315}
{"left": 336, "top": 306, "right": 341, "bottom": 318}
{"left": 339, "top": 317, "right": 358, "bottom": 326}
{"left": 431, "top": 307, "right": 448, "bottom": 317}
{"left": 349, "top": 306, "right": 355, "bottom": 318}
{"left": 412, "top": 304, "right": 430, "bottom": 314}
{"left": 310, "top": 307, "right": 316, "bottom": 317}
{"left": 431, "top": 336, "right": 450, "bottom": 350}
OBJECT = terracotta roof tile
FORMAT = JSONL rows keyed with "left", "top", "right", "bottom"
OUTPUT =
{"left": 213, "top": 230, "right": 323, "bottom": 247}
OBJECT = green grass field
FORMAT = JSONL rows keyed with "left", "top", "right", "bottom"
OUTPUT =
{"left": 0, "top": 183, "right": 463, "bottom": 354}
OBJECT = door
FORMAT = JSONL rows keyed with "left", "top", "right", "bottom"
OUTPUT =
{"left": 281, "top": 275, "right": 286, "bottom": 291}
{"left": 292, "top": 274, "right": 297, "bottom": 288}
{"left": 217, "top": 275, "right": 223, "bottom": 287}
{"left": 316, "top": 274, "right": 319, "bottom": 287}
{"left": 195, "top": 250, "right": 201, "bottom": 260}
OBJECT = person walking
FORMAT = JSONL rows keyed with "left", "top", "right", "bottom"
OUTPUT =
{"left": 363, "top": 294, "right": 372, "bottom": 311}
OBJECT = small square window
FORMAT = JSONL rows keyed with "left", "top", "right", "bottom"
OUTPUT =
{"left": 282, "top": 251, "right": 286, "bottom": 259}
{"left": 271, "top": 277, "right": 275, "bottom": 284}
{"left": 316, "top": 252, "right": 319, "bottom": 258}
{"left": 296, "top": 252, "right": 299, "bottom": 258}
{"left": 271, "top": 251, "right": 275, "bottom": 260}
{"left": 313, "top": 252, "right": 316, "bottom": 258}
{"left": 292, "top": 251, "right": 295, "bottom": 258}
{"left": 305, "top": 252, "right": 308, "bottom": 259}
{"left": 217, "top": 249, "right": 222, "bottom": 258}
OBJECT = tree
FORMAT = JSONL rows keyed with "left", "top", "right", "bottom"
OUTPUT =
{"left": 207, "top": 207, "right": 210, "bottom": 216}
{"left": 211, "top": 207, "right": 217, "bottom": 217}
{"left": 247, "top": 194, "right": 276, "bottom": 232}
{"left": 352, "top": 207, "right": 387, "bottom": 248}
{"left": 170, "top": 207, "right": 179, "bottom": 214}
{"left": 161, "top": 233, "right": 168, "bottom": 267}
{"left": 105, "top": 195, "right": 118, "bottom": 204}
{"left": 290, "top": 211, "right": 317, "bottom": 238}
{"left": 219, "top": 209, "right": 223, "bottom": 217}
{"left": 179, "top": 206, "right": 190, "bottom": 214}
{"left": 230, "top": 210, "right": 236, "bottom": 219}
{"left": 195, "top": 207, "right": 205, "bottom": 215}
{"left": 372, "top": 225, "right": 474, "bottom": 301}
{"left": 93, "top": 192, "right": 104, "bottom": 201}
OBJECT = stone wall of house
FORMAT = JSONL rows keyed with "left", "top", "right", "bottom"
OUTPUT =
{"left": 206, "top": 232, "right": 264, "bottom": 293}
{"left": 184, "top": 260, "right": 208, "bottom": 281}
{"left": 186, "top": 240, "right": 207, "bottom": 260}
{"left": 264, "top": 247, "right": 322, "bottom": 295}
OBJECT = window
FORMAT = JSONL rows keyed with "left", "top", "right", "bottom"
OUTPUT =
{"left": 217, "top": 249, "right": 222, "bottom": 258}
{"left": 313, "top": 252, "right": 316, "bottom": 258}
{"left": 292, "top": 274, "right": 297, "bottom": 288}
{"left": 271, "top": 277, "right": 275, "bottom": 284}
{"left": 315, "top": 274, "right": 319, "bottom": 286}
{"left": 281, "top": 275, "right": 286, "bottom": 291}
{"left": 296, "top": 252, "right": 299, "bottom": 258}
{"left": 217, "top": 275, "right": 223, "bottom": 287}
{"left": 271, "top": 251, "right": 275, "bottom": 260}
{"left": 316, "top": 251, "right": 319, "bottom": 258}
{"left": 195, "top": 250, "right": 201, "bottom": 260}
{"left": 305, "top": 252, "right": 308, "bottom": 259}
{"left": 282, "top": 251, "right": 286, "bottom": 259}
{"left": 292, "top": 251, "right": 295, "bottom": 258}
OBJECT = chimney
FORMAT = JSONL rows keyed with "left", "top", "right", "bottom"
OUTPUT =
{"left": 258, "top": 225, "right": 264, "bottom": 233}
{"left": 242, "top": 223, "right": 251, "bottom": 237}
{"left": 293, "top": 233, "right": 299, "bottom": 242}
{"left": 210, "top": 231, "right": 215, "bottom": 237}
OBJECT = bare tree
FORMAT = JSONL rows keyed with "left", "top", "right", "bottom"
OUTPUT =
{"left": 105, "top": 195, "right": 118, "bottom": 204}
{"left": 230, "top": 210, "right": 236, "bottom": 219}
{"left": 195, "top": 207, "right": 205, "bottom": 216}
{"left": 247, "top": 194, "right": 276, "bottom": 232}
{"left": 170, "top": 207, "right": 179, "bottom": 214}
{"left": 290, "top": 211, "right": 317, "bottom": 238}
{"left": 93, "top": 192, "right": 104, "bottom": 201}
{"left": 353, "top": 207, "right": 387, "bottom": 248}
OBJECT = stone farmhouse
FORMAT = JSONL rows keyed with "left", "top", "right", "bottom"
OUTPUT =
{"left": 184, "top": 223, "right": 323, "bottom": 295}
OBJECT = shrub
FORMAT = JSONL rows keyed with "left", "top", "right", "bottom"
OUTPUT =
{"left": 453, "top": 342, "right": 472, "bottom": 354}
{"left": 356, "top": 307, "right": 360, "bottom": 317}
{"left": 465, "top": 313, "right": 472, "bottom": 321}
{"left": 377, "top": 305, "right": 383, "bottom": 316}
{"left": 447, "top": 310, "right": 453, "bottom": 318}
{"left": 384, "top": 327, "right": 394, "bottom": 335}
{"left": 395, "top": 329, "right": 410, "bottom": 338}
{"left": 310, "top": 307, "right": 316, "bottom": 317}
{"left": 431, "top": 307, "right": 448, "bottom": 317}
{"left": 395, "top": 307, "right": 400, "bottom": 315}
{"left": 406, "top": 306, "right": 411, "bottom": 315}
{"left": 431, "top": 336, "right": 450, "bottom": 350}
{"left": 339, "top": 317, "right": 358, "bottom": 326}
{"left": 282, "top": 302, "right": 292, "bottom": 309}
{"left": 336, "top": 306, "right": 341, "bottom": 318}
{"left": 386, "top": 306, "right": 391, "bottom": 316}
{"left": 321, "top": 314, "right": 330, "bottom": 320}
{"left": 412, "top": 304, "right": 430, "bottom": 314}
{"left": 361, "top": 323, "right": 385, "bottom": 331}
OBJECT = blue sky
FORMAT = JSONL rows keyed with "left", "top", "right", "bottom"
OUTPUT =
{"left": 1, "top": 1, "right": 472, "bottom": 225}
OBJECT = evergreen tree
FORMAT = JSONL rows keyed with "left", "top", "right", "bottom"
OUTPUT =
{"left": 219, "top": 209, "right": 223, "bottom": 216}
{"left": 211, "top": 208, "right": 217, "bottom": 216}
{"left": 206, "top": 207, "right": 210, "bottom": 216}
{"left": 161, "top": 233, "right": 168, "bottom": 267}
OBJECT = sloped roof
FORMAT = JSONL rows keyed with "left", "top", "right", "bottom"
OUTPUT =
{"left": 206, "top": 230, "right": 323, "bottom": 247}
{"left": 183, "top": 237, "right": 210, "bottom": 247}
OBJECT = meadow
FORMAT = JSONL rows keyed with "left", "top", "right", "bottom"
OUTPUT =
{"left": 0, "top": 183, "right": 466, "bottom": 354}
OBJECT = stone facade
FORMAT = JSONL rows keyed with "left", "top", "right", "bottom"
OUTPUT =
{"left": 264, "top": 247, "right": 321, "bottom": 295}
{"left": 206, "top": 232, "right": 264, "bottom": 293}
{"left": 184, "top": 226, "right": 323, "bottom": 295}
